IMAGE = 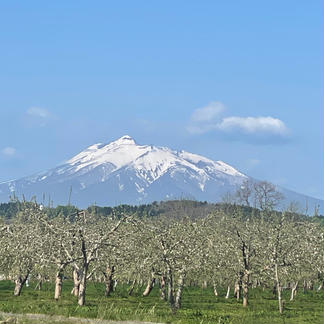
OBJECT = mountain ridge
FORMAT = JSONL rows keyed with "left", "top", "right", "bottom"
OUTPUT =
{"left": 0, "top": 135, "right": 322, "bottom": 213}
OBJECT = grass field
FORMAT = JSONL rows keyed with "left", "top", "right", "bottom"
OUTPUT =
{"left": 0, "top": 280, "right": 323, "bottom": 324}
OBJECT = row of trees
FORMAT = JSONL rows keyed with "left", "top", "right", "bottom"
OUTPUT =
{"left": 0, "top": 197, "right": 323, "bottom": 314}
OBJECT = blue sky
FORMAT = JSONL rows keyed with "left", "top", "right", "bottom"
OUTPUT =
{"left": 0, "top": 1, "right": 323, "bottom": 200}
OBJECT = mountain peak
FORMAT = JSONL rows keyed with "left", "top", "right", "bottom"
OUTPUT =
{"left": 113, "top": 135, "right": 136, "bottom": 145}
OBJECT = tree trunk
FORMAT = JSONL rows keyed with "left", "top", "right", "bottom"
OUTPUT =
{"left": 14, "top": 278, "right": 24, "bottom": 296}
{"left": 290, "top": 282, "right": 298, "bottom": 301}
{"left": 104, "top": 266, "right": 115, "bottom": 297}
{"left": 143, "top": 272, "right": 155, "bottom": 297}
{"left": 234, "top": 282, "right": 238, "bottom": 297}
{"left": 225, "top": 285, "right": 230, "bottom": 299}
{"left": 167, "top": 268, "right": 174, "bottom": 307}
{"left": 175, "top": 272, "right": 185, "bottom": 309}
{"left": 160, "top": 275, "right": 166, "bottom": 300}
{"left": 35, "top": 276, "right": 43, "bottom": 291}
{"left": 213, "top": 282, "right": 218, "bottom": 296}
{"left": 35, "top": 280, "right": 43, "bottom": 291}
{"left": 13, "top": 272, "right": 29, "bottom": 296}
{"left": 54, "top": 270, "right": 63, "bottom": 300}
{"left": 71, "top": 268, "right": 80, "bottom": 297}
{"left": 272, "top": 281, "right": 277, "bottom": 295}
{"left": 128, "top": 279, "right": 136, "bottom": 296}
{"left": 242, "top": 271, "right": 249, "bottom": 307}
{"left": 317, "top": 280, "right": 324, "bottom": 291}
{"left": 277, "top": 284, "right": 283, "bottom": 313}
{"left": 78, "top": 264, "right": 88, "bottom": 306}
{"left": 275, "top": 263, "right": 283, "bottom": 314}
{"left": 234, "top": 281, "right": 241, "bottom": 300}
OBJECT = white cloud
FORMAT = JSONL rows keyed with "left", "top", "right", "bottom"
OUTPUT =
{"left": 187, "top": 102, "right": 290, "bottom": 143}
{"left": 27, "top": 107, "right": 51, "bottom": 119}
{"left": 191, "top": 102, "right": 225, "bottom": 122}
{"left": 25, "top": 107, "right": 55, "bottom": 127}
{"left": 217, "top": 116, "right": 288, "bottom": 135}
{"left": 1, "top": 147, "right": 16, "bottom": 156}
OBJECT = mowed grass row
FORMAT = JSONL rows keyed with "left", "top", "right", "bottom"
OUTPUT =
{"left": 0, "top": 280, "right": 323, "bottom": 324}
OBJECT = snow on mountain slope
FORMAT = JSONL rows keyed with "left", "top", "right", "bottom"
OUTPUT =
{"left": 62, "top": 135, "right": 246, "bottom": 187}
{"left": 0, "top": 135, "right": 322, "bottom": 213}
{"left": 67, "top": 135, "right": 150, "bottom": 172}
{"left": 178, "top": 151, "right": 243, "bottom": 177}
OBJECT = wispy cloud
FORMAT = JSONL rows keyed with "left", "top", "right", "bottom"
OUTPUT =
{"left": 187, "top": 101, "right": 225, "bottom": 134}
{"left": 190, "top": 102, "right": 225, "bottom": 122}
{"left": 25, "top": 107, "right": 55, "bottom": 127}
{"left": 1, "top": 146, "right": 17, "bottom": 157}
{"left": 27, "top": 107, "right": 52, "bottom": 119}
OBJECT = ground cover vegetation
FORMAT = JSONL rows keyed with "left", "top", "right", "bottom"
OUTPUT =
{"left": 0, "top": 181, "right": 323, "bottom": 323}
{"left": 0, "top": 281, "right": 323, "bottom": 324}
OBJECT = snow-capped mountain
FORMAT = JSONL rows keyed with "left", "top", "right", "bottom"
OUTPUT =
{"left": 0, "top": 135, "right": 323, "bottom": 213}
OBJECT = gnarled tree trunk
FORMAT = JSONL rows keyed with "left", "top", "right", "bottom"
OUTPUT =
{"left": 213, "top": 282, "right": 218, "bottom": 296}
{"left": 234, "top": 281, "right": 241, "bottom": 300}
{"left": 54, "top": 269, "right": 63, "bottom": 300}
{"left": 104, "top": 266, "right": 115, "bottom": 297}
{"left": 290, "top": 281, "right": 298, "bottom": 301}
{"left": 71, "top": 267, "right": 80, "bottom": 297}
{"left": 78, "top": 264, "right": 88, "bottom": 306}
{"left": 242, "top": 271, "right": 249, "bottom": 307}
{"left": 160, "top": 275, "right": 166, "bottom": 300}
{"left": 143, "top": 271, "right": 155, "bottom": 297}
{"left": 167, "top": 268, "right": 174, "bottom": 307}
{"left": 175, "top": 272, "right": 185, "bottom": 309}
{"left": 225, "top": 285, "right": 230, "bottom": 299}
{"left": 14, "top": 271, "right": 30, "bottom": 296}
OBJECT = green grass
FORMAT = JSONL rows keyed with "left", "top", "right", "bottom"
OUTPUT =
{"left": 0, "top": 280, "right": 323, "bottom": 324}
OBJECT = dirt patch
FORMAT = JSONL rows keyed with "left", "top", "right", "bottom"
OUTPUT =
{"left": 0, "top": 312, "right": 165, "bottom": 324}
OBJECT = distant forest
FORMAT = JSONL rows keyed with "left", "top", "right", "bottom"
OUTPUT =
{"left": 0, "top": 199, "right": 323, "bottom": 225}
